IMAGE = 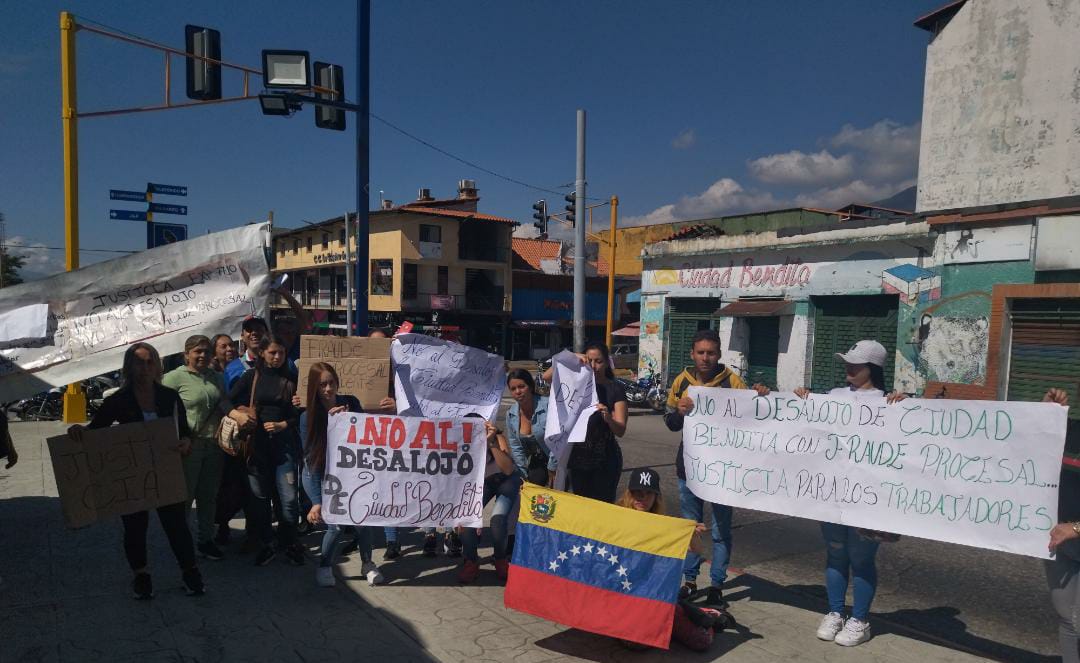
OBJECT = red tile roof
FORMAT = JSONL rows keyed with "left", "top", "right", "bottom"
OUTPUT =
{"left": 402, "top": 206, "right": 517, "bottom": 225}
{"left": 512, "top": 237, "right": 612, "bottom": 275}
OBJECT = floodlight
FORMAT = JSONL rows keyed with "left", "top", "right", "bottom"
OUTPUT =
{"left": 259, "top": 93, "right": 292, "bottom": 116}
{"left": 261, "top": 50, "right": 310, "bottom": 88}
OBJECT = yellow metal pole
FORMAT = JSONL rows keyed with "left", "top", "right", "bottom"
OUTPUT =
{"left": 61, "top": 11, "right": 86, "bottom": 423}
{"left": 604, "top": 196, "right": 618, "bottom": 349}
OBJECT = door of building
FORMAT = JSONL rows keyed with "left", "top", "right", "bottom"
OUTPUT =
{"left": 664, "top": 298, "right": 721, "bottom": 386}
{"left": 746, "top": 317, "right": 781, "bottom": 389}
{"left": 811, "top": 295, "right": 899, "bottom": 393}
{"left": 1007, "top": 298, "right": 1080, "bottom": 418}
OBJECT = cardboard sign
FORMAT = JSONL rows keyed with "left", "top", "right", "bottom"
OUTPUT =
{"left": 46, "top": 418, "right": 188, "bottom": 528}
{"left": 683, "top": 388, "right": 1069, "bottom": 558}
{"left": 298, "top": 335, "right": 392, "bottom": 409}
{"left": 321, "top": 412, "right": 488, "bottom": 528}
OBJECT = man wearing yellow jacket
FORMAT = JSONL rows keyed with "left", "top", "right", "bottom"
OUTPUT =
{"left": 664, "top": 328, "right": 763, "bottom": 606}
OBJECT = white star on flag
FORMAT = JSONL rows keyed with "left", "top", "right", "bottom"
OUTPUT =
{"left": 597, "top": 546, "right": 608, "bottom": 559}
{"left": 617, "top": 566, "right": 628, "bottom": 577}
{"left": 570, "top": 546, "right": 581, "bottom": 556}
{"left": 557, "top": 551, "right": 568, "bottom": 562}
{"left": 583, "top": 543, "right": 594, "bottom": 554}
{"left": 608, "top": 554, "right": 619, "bottom": 565}
{"left": 621, "top": 579, "right": 632, "bottom": 591}
{"left": 549, "top": 560, "right": 559, "bottom": 571}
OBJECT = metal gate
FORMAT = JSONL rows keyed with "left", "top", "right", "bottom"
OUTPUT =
{"left": 664, "top": 298, "right": 720, "bottom": 386}
{"left": 1007, "top": 298, "right": 1080, "bottom": 418}
{"left": 811, "top": 295, "right": 899, "bottom": 392}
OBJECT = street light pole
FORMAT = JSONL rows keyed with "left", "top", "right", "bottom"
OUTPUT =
{"left": 352, "top": 0, "right": 370, "bottom": 336}
{"left": 60, "top": 11, "right": 86, "bottom": 423}
{"left": 344, "top": 211, "right": 353, "bottom": 335}
{"left": 573, "top": 110, "right": 586, "bottom": 353}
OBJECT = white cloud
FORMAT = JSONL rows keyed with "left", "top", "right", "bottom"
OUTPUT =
{"left": 5, "top": 236, "right": 65, "bottom": 282}
{"left": 671, "top": 128, "right": 697, "bottom": 150}
{"left": 829, "top": 119, "right": 920, "bottom": 183}
{"left": 794, "top": 178, "right": 916, "bottom": 210}
{"left": 623, "top": 178, "right": 780, "bottom": 227}
{"left": 747, "top": 149, "right": 854, "bottom": 186}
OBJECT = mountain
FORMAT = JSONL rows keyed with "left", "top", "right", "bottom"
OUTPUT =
{"left": 872, "top": 185, "right": 916, "bottom": 212}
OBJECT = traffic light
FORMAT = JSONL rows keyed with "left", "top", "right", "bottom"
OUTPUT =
{"left": 185, "top": 25, "right": 222, "bottom": 101}
{"left": 564, "top": 192, "right": 577, "bottom": 226}
{"left": 313, "top": 62, "right": 345, "bottom": 131}
{"left": 532, "top": 200, "right": 548, "bottom": 238}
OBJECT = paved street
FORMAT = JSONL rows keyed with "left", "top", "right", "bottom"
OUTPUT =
{"left": 0, "top": 412, "right": 1060, "bottom": 662}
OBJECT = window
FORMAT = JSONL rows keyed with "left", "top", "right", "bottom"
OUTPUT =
{"left": 371, "top": 260, "right": 394, "bottom": 295}
{"left": 292, "top": 239, "right": 299, "bottom": 255}
{"left": 306, "top": 236, "right": 312, "bottom": 252}
{"left": 403, "top": 264, "right": 418, "bottom": 300}
{"left": 322, "top": 233, "right": 329, "bottom": 249}
{"left": 438, "top": 266, "right": 449, "bottom": 295}
{"left": 420, "top": 224, "right": 442, "bottom": 243}
{"left": 339, "top": 228, "right": 346, "bottom": 245}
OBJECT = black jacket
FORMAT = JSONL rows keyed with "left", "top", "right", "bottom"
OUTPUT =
{"left": 87, "top": 382, "right": 192, "bottom": 439}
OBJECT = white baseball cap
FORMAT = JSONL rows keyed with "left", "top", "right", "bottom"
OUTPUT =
{"left": 835, "top": 340, "right": 887, "bottom": 368}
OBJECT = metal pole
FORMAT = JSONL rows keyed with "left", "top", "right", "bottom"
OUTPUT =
{"left": 573, "top": 110, "right": 586, "bottom": 352}
{"left": 352, "top": 0, "right": 370, "bottom": 336}
{"left": 344, "top": 211, "right": 353, "bottom": 335}
{"left": 605, "top": 196, "right": 618, "bottom": 348}
{"left": 60, "top": 11, "right": 86, "bottom": 423}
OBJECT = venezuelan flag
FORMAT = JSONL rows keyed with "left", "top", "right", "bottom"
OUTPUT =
{"left": 504, "top": 483, "right": 695, "bottom": 649}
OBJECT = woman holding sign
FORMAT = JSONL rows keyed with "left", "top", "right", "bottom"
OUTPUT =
{"left": 791, "top": 340, "right": 905, "bottom": 648}
{"left": 567, "top": 343, "right": 629, "bottom": 503}
{"left": 299, "top": 361, "right": 384, "bottom": 588}
{"left": 67, "top": 342, "right": 204, "bottom": 599}
{"left": 228, "top": 335, "right": 304, "bottom": 568}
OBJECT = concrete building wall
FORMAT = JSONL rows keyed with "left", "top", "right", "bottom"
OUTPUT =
{"left": 917, "top": 0, "right": 1080, "bottom": 212}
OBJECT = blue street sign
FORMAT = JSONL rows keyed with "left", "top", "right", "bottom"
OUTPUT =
{"left": 147, "top": 222, "right": 188, "bottom": 249}
{"left": 147, "top": 183, "right": 188, "bottom": 196}
{"left": 109, "top": 189, "right": 147, "bottom": 202}
{"left": 110, "top": 209, "right": 148, "bottom": 221}
{"left": 149, "top": 202, "right": 188, "bottom": 216}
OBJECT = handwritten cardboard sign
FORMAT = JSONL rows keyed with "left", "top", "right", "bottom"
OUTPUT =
{"left": 391, "top": 334, "right": 506, "bottom": 420}
{"left": 297, "top": 335, "right": 392, "bottom": 409}
{"left": 321, "top": 412, "right": 487, "bottom": 528}
{"left": 684, "top": 388, "right": 1069, "bottom": 558}
{"left": 46, "top": 418, "right": 188, "bottom": 529}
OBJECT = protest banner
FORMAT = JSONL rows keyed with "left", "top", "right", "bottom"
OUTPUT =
{"left": 46, "top": 418, "right": 188, "bottom": 528}
{"left": 297, "top": 335, "right": 392, "bottom": 409}
{"left": 321, "top": 411, "right": 488, "bottom": 528}
{"left": 683, "top": 388, "right": 1069, "bottom": 558}
{"left": 0, "top": 223, "right": 270, "bottom": 402}
{"left": 391, "top": 334, "right": 505, "bottom": 420}
{"left": 543, "top": 350, "right": 599, "bottom": 489}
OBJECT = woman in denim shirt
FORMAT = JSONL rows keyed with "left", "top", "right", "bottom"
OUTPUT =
{"left": 503, "top": 369, "right": 553, "bottom": 484}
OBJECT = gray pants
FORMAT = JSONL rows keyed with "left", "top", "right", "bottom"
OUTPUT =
{"left": 1046, "top": 543, "right": 1080, "bottom": 663}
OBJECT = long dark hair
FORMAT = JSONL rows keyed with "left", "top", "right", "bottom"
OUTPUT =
{"left": 119, "top": 342, "right": 163, "bottom": 389}
{"left": 585, "top": 342, "right": 615, "bottom": 381}
{"left": 304, "top": 361, "right": 338, "bottom": 472}
{"left": 868, "top": 364, "right": 887, "bottom": 392}
{"left": 253, "top": 334, "right": 288, "bottom": 370}
{"left": 506, "top": 368, "right": 537, "bottom": 394}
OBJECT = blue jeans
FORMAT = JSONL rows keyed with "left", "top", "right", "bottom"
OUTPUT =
{"left": 384, "top": 527, "right": 398, "bottom": 543}
{"left": 247, "top": 453, "right": 299, "bottom": 547}
{"left": 822, "top": 522, "right": 879, "bottom": 621}
{"left": 300, "top": 466, "right": 375, "bottom": 566}
{"left": 461, "top": 473, "right": 521, "bottom": 562}
{"left": 679, "top": 479, "right": 732, "bottom": 587}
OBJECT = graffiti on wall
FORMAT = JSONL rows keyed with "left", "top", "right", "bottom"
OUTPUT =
{"left": 881, "top": 264, "right": 941, "bottom": 305}
{"left": 942, "top": 223, "right": 1032, "bottom": 265}
{"left": 917, "top": 315, "right": 990, "bottom": 384}
{"left": 638, "top": 295, "right": 664, "bottom": 378}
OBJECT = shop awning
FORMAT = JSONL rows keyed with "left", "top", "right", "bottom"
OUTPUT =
{"left": 714, "top": 300, "right": 795, "bottom": 317}
{"left": 612, "top": 321, "right": 640, "bottom": 337}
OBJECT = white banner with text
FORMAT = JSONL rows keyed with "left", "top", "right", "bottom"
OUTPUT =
{"left": 683, "top": 388, "right": 1069, "bottom": 558}
{"left": 391, "top": 334, "right": 506, "bottom": 421}
{"left": 322, "top": 412, "right": 488, "bottom": 528}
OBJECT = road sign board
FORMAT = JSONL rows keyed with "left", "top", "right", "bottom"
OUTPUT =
{"left": 147, "top": 183, "right": 187, "bottom": 196}
{"left": 147, "top": 222, "right": 188, "bottom": 249}
{"left": 110, "top": 209, "right": 148, "bottom": 221}
{"left": 149, "top": 202, "right": 188, "bottom": 216}
{"left": 109, "top": 189, "right": 147, "bottom": 202}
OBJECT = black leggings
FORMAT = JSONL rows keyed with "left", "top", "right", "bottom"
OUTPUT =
{"left": 570, "top": 443, "right": 623, "bottom": 503}
{"left": 120, "top": 501, "right": 196, "bottom": 571}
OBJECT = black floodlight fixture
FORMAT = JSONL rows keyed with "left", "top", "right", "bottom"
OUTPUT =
{"left": 259, "top": 93, "right": 296, "bottom": 116}
{"left": 261, "top": 50, "right": 310, "bottom": 88}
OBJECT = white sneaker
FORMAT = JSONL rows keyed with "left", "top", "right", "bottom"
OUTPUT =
{"left": 834, "top": 617, "right": 871, "bottom": 647}
{"left": 315, "top": 566, "right": 336, "bottom": 587}
{"left": 361, "top": 561, "right": 383, "bottom": 586}
{"left": 816, "top": 612, "right": 845, "bottom": 641}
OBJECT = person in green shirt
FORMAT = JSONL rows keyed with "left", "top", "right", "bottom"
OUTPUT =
{"left": 163, "top": 335, "right": 245, "bottom": 560}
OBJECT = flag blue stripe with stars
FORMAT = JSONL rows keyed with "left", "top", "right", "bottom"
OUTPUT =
{"left": 512, "top": 523, "right": 683, "bottom": 604}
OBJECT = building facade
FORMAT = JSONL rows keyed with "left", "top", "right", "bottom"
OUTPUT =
{"left": 271, "top": 181, "right": 515, "bottom": 351}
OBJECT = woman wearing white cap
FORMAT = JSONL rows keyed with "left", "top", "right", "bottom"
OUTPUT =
{"left": 793, "top": 339, "right": 905, "bottom": 648}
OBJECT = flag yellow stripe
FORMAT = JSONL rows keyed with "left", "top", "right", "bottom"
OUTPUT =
{"left": 518, "top": 483, "right": 694, "bottom": 560}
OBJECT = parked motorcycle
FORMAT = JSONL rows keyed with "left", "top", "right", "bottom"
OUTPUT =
{"left": 617, "top": 376, "right": 648, "bottom": 406}
{"left": 642, "top": 374, "right": 666, "bottom": 413}
{"left": 535, "top": 358, "right": 552, "bottom": 396}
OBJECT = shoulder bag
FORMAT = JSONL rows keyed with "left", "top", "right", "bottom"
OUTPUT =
{"left": 217, "top": 370, "right": 259, "bottom": 456}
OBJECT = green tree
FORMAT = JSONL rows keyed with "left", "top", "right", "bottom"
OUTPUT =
{"left": 0, "top": 248, "right": 25, "bottom": 288}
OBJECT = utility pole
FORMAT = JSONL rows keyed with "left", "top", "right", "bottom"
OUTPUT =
{"left": 573, "top": 110, "right": 586, "bottom": 352}
{"left": 352, "top": 0, "right": 370, "bottom": 336}
{"left": 344, "top": 211, "right": 353, "bottom": 335}
{"left": 604, "top": 196, "right": 619, "bottom": 348}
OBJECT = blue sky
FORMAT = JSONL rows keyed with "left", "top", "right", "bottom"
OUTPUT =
{"left": 0, "top": 0, "right": 942, "bottom": 278}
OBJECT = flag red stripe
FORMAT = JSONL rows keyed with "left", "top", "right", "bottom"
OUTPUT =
{"left": 504, "top": 564, "right": 674, "bottom": 649}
